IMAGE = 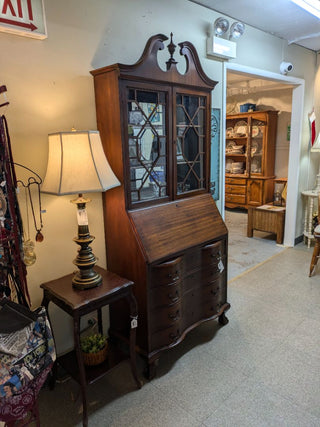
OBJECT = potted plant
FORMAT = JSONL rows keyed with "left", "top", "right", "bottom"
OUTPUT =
{"left": 80, "top": 333, "right": 108, "bottom": 366}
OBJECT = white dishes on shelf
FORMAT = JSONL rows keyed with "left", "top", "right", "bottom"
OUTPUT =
{"left": 226, "top": 127, "right": 234, "bottom": 138}
{"left": 230, "top": 161, "right": 245, "bottom": 174}
{"left": 226, "top": 140, "right": 236, "bottom": 153}
{"left": 234, "top": 120, "right": 248, "bottom": 137}
{"left": 226, "top": 159, "right": 245, "bottom": 174}
{"left": 232, "top": 145, "right": 244, "bottom": 154}
{"left": 226, "top": 159, "right": 233, "bottom": 173}
{"left": 251, "top": 158, "right": 261, "bottom": 173}
{"left": 226, "top": 141, "right": 244, "bottom": 154}
{"left": 251, "top": 140, "right": 262, "bottom": 156}
{"left": 252, "top": 125, "right": 261, "bottom": 137}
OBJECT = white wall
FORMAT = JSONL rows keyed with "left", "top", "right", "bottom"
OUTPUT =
{"left": 0, "top": 0, "right": 316, "bottom": 352}
{"left": 314, "top": 53, "right": 320, "bottom": 186}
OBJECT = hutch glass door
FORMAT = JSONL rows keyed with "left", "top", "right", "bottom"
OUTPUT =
{"left": 176, "top": 92, "right": 206, "bottom": 195}
{"left": 250, "top": 117, "right": 266, "bottom": 176}
{"left": 127, "top": 87, "right": 167, "bottom": 204}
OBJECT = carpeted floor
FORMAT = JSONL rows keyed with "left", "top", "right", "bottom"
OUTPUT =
{"left": 35, "top": 208, "right": 310, "bottom": 427}
{"left": 37, "top": 239, "right": 317, "bottom": 427}
{"left": 225, "top": 208, "right": 286, "bottom": 280}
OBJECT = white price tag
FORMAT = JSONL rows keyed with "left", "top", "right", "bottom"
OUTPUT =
{"left": 218, "top": 259, "right": 224, "bottom": 273}
{"left": 131, "top": 317, "right": 138, "bottom": 328}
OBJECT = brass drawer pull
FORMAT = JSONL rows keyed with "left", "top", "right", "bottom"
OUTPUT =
{"left": 169, "top": 310, "right": 180, "bottom": 321}
{"left": 168, "top": 271, "right": 180, "bottom": 282}
{"left": 210, "top": 251, "right": 221, "bottom": 260}
{"left": 168, "top": 290, "right": 179, "bottom": 303}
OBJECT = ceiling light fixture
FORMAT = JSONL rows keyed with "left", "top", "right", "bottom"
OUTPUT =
{"left": 229, "top": 22, "right": 245, "bottom": 39}
{"left": 290, "top": 0, "right": 320, "bottom": 19}
{"left": 208, "top": 18, "right": 245, "bottom": 60}
{"left": 214, "top": 17, "right": 229, "bottom": 36}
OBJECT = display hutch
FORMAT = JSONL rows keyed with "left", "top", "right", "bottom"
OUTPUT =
{"left": 91, "top": 34, "right": 229, "bottom": 378}
{"left": 225, "top": 110, "right": 278, "bottom": 209}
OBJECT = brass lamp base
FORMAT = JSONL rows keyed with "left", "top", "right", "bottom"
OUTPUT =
{"left": 72, "top": 269, "right": 102, "bottom": 290}
{"left": 71, "top": 195, "right": 102, "bottom": 290}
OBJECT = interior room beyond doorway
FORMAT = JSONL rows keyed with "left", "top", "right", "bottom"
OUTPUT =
{"left": 224, "top": 70, "right": 294, "bottom": 251}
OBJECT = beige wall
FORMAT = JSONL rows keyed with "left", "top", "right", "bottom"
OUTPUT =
{"left": 0, "top": 0, "right": 317, "bottom": 352}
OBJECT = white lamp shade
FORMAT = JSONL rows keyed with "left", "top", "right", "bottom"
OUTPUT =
{"left": 41, "top": 130, "right": 120, "bottom": 195}
{"left": 311, "top": 133, "right": 320, "bottom": 152}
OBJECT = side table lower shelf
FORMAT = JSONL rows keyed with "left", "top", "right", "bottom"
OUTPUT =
{"left": 58, "top": 341, "right": 129, "bottom": 385}
{"left": 41, "top": 266, "right": 142, "bottom": 427}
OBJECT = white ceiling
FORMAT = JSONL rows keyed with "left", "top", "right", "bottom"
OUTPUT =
{"left": 190, "top": 0, "right": 320, "bottom": 51}
{"left": 226, "top": 70, "right": 295, "bottom": 96}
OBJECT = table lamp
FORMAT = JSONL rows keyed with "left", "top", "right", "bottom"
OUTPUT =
{"left": 311, "top": 132, "right": 320, "bottom": 192}
{"left": 41, "top": 130, "right": 120, "bottom": 290}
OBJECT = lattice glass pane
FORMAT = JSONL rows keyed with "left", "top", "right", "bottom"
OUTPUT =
{"left": 250, "top": 118, "right": 266, "bottom": 175}
{"left": 127, "top": 88, "right": 167, "bottom": 203}
{"left": 176, "top": 93, "right": 206, "bottom": 194}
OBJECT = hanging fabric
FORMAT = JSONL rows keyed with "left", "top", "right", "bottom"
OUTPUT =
{"left": 0, "top": 86, "right": 30, "bottom": 307}
{"left": 309, "top": 109, "right": 316, "bottom": 147}
{"left": 0, "top": 299, "right": 56, "bottom": 424}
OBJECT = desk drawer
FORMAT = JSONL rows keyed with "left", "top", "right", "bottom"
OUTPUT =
{"left": 149, "top": 301, "right": 181, "bottom": 333}
{"left": 149, "top": 257, "right": 183, "bottom": 288}
{"left": 225, "top": 177, "right": 246, "bottom": 185}
{"left": 150, "top": 324, "right": 182, "bottom": 351}
{"left": 149, "top": 281, "right": 181, "bottom": 309}
{"left": 225, "top": 193, "right": 246, "bottom": 204}
{"left": 201, "top": 241, "right": 225, "bottom": 265}
{"left": 226, "top": 184, "right": 246, "bottom": 195}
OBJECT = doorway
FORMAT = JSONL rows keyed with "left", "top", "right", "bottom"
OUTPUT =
{"left": 222, "top": 63, "right": 305, "bottom": 247}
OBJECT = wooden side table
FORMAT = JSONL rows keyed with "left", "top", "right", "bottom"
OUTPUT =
{"left": 41, "top": 266, "right": 142, "bottom": 427}
{"left": 247, "top": 204, "right": 286, "bottom": 244}
{"left": 301, "top": 190, "right": 318, "bottom": 248}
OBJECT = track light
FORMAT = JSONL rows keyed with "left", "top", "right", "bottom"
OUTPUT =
{"left": 229, "top": 22, "right": 245, "bottom": 39}
{"left": 214, "top": 17, "right": 229, "bottom": 36}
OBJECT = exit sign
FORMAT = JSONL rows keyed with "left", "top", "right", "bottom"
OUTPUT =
{"left": 0, "top": 0, "right": 47, "bottom": 39}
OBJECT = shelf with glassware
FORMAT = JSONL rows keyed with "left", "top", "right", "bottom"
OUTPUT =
{"left": 225, "top": 110, "right": 278, "bottom": 209}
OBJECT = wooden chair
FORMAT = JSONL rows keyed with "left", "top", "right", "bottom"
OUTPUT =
{"left": 309, "top": 193, "right": 320, "bottom": 276}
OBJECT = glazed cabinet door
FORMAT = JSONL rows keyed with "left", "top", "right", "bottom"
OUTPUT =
{"left": 175, "top": 90, "right": 209, "bottom": 196}
{"left": 249, "top": 116, "right": 267, "bottom": 177}
{"left": 125, "top": 84, "right": 170, "bottom": 207}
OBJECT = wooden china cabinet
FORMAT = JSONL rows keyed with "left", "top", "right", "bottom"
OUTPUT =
{"left": 225, "top": 110, "right": 278, "bottom": 209}
{"left": 91, "top": 34, "right": 229, "bottom": 378}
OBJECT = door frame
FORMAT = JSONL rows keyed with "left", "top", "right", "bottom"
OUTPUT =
{"left": 222, "top": 62, "right": 305, "bottom": 247}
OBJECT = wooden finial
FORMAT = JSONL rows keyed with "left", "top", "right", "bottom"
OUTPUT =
{"left": 166, "top": 32, "right": 177, "bottom": 70}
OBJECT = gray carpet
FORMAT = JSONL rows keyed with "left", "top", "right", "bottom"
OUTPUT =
{"left": 225, "top": 208, "right": 286, "bottom": 280}
{"left": 37, "top": 243, "right": 317, "bottom": 427}
{"left": 36, "top": 208, "right": 291, "bottom": 426}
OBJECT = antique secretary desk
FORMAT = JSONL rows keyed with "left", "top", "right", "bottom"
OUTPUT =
{"left": 91, "top": 34, "right": 230, "bottom": 378}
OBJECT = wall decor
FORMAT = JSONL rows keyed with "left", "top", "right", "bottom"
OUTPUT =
{"left": 0, "top": 0, "right": 47, "bottom": 39}
{"left": 211, "top": 108, "right": 220, "bottom": 201}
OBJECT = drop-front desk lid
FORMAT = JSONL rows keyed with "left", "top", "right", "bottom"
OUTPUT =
{"left": 128, "top": 193, "right": 228, "bottom": 265}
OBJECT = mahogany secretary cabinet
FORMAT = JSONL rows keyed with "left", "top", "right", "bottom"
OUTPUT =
{"left": 91, "top": 34, "right": 230, "bottom": 378}
{"left": 225, "top": 110, "right": 278, "bottom": 209}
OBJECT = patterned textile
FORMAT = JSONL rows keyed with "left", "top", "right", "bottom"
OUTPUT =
{"left": 0, "top": 306, "right": 56, "bottom": 423}
{"left": 0, "top": 364, "right": 51, "bottom": 423}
